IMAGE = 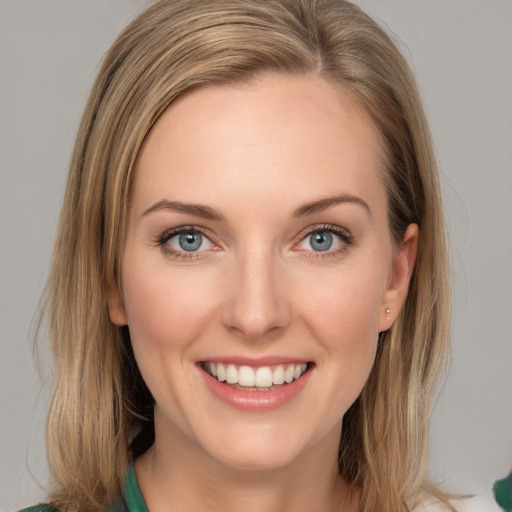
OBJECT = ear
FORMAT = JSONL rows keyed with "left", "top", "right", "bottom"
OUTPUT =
{"left": 379, "top": 223, "right": 419, "bottom": 332}
{"left": 106, "top": 282, "right": 128, "bottom": 326}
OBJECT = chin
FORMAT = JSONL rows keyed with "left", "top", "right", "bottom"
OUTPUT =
{"left": 210, "top": 443, "right": 304, "bottom": 472}
{"left": 193, "top": 420, "right": 321, "bottom": 473}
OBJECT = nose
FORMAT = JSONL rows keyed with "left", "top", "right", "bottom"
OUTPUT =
{"left": 222, "top": 247, "right": 291, "bottom": 342}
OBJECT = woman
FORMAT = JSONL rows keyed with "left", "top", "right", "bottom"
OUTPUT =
{"left": 22, "top": 1, "right": 498, "bottom": 511}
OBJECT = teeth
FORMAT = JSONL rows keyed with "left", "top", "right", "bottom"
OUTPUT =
{"left": 255, "top": 367, "right": 273, "bottom": 387}
{"left": 205, "top": 362, "right": 308, "bottom": 388}
{"left": 239, "top": 366, "right": 255, "bottom": 386}
{"left": 226, "top": 364, "right": 238, "bottom": 384}
{"left": 284, "top": 365, "right": 294, "bottom": 383}
{"left": 272, "top": 365, "right": 285, "bottom": 385}
{"left": 217, "top": 363, "right": 226, "bottom": 382}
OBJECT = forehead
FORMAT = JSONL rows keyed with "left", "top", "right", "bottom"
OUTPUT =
{"left": 132, "top": 73, "right": 386, "bottom": 217}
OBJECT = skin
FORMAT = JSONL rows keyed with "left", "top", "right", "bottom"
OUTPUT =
{"left": 108, "top": 73, "right": 418, "bottom": 512}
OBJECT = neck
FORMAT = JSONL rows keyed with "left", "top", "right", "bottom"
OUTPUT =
{"left": 135, "top": 417, "right": 360, "bottom": 512}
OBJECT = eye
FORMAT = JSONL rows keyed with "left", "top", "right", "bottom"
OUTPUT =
{"left": 306, "top": 231, "right": 334, "bottom": 252}
{"left": 296, "top": 225, "right": 353, "bottom": 255}
{"left": 159, "top": 227, "right": 216, "bottom": 258}
{"left": 172, "top": 231, "right": 208, "bottom": 252}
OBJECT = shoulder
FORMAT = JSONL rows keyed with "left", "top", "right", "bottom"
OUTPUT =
{"left": 16, "top": 502, "right": 126, "bottom": 512}
{"left": 17, "top": 504, "right": 125, "bottom": 512}
{"left": 415, "top": 494, "right": 503, "bottom": 512}
{"left": 16, "top": 503, "right": 127, "bottom": 512}
{"left": 17, "top": 506, "right": 58, "bottom": 512}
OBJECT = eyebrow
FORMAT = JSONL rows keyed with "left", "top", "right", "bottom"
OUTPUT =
{"left": 142, "top": 200, "right": 224, "bottom": 221}
{"left": 142, "top": 194, "right": 370, "bottom": 221}
{"left": 293, "top": 194, "right": 371, "bottom": 218}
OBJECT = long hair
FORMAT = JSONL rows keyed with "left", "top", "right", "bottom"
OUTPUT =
{"left": 41, "top": 1, "right": 450, "bottom": 510}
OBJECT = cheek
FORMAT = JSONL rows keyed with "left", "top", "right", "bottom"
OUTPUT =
{"left": 120, "top": 262, "right": 222, "bottom": 413}
{"left": 301, "top": 266, "right": 385, "bottom": 337}
{"left": 296, "top": 264, "right": 385, "bottom": 379}
{"left": 121, "top": 261, "right": 220, "bottom": 349}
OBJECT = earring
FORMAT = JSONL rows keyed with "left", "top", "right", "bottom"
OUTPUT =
{"left": 385, "top": 307, "right": 391, "bottom": 320}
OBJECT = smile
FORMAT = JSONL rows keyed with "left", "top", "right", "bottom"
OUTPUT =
{"left": 202, "top": 362, "right": 309, "bottom": 390}
{"left": 199, "top": 359, "right": 313, "bottom": 411}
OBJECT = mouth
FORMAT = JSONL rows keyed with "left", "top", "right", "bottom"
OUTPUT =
{"left": 200, "top": 361, "right": 311, "bottom": 391}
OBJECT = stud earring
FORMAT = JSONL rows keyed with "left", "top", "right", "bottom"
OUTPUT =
{"left": 385, "top": 307, "right": 391, "bottom": 320}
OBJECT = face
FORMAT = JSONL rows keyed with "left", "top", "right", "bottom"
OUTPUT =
{"left": 108, "top": 73, "right": 417, "bottom": 472}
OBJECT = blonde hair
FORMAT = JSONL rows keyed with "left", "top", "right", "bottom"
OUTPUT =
{"left": 42, "top": 1, "right": 450, "bottom": 510}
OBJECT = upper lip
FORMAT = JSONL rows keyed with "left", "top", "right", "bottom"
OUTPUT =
{"left": 198, "top": 356, "right": 312, "bottom": 367}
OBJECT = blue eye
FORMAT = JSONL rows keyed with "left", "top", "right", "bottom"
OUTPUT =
{"left": 178, "top": 232, "right": 203, "bottom": 251}
{"left": 162, "top": 228, "right": 213, "bottom": 254}
{"left": 297, "top": 226, "right": 353, "bottom": 255}
{"left": 309, "top": 231, "right": 333, "bottom": 252}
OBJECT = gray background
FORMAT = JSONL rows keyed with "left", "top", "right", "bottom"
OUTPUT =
{"left": 1, "top": 1, "right": 511, "bottom": 510}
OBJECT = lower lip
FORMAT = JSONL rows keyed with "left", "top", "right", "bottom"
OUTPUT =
{"left": 200, "top": 365, "right": 313, "bottom": 411}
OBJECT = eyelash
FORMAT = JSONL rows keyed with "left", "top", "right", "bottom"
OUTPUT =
{"left": 157, "top": 224, "right": 355, "bottom": 262}
{"left": 158, "top": 226, "right": 216, "bottom": 262}
{"left": 294, "top": 224, "right": 355, "bottom": 260}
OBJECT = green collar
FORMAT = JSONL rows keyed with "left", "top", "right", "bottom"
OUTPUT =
{"left": 109, "top": 466, "right": 148, "bottom": 512}
{"left": 494, "top": 471, "right": 512, "bottom": 512}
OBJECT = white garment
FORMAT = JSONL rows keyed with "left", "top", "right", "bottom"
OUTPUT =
{"left": 416, "top": 494, "right": 502, "bottom": 512}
